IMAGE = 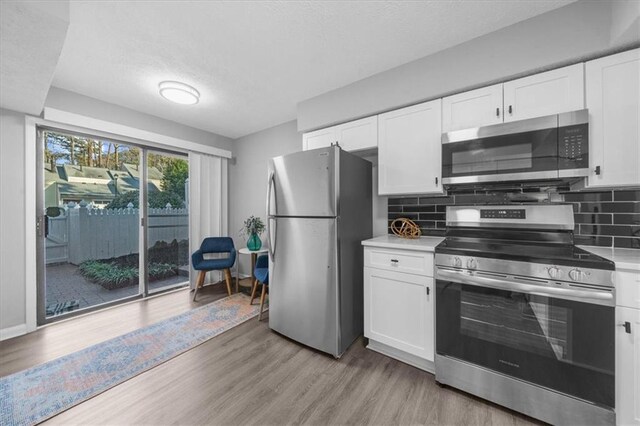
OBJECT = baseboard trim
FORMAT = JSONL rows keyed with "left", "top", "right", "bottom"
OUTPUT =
{"left": 0, "top": 323, "right": 28, "bottom": 341}
{"left": 367, "top": 339, "right": 435, "bottom": 374}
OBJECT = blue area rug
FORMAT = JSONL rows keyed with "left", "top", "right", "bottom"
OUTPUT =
{"left": 0, "top": 293, "right": 260, "bottom": 425}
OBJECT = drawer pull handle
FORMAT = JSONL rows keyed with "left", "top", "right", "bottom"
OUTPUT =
{"left": 620, "top": 322, "right": 632, "bottom": 334}
{"left": 390, "top": 259, "right": 399, "bottom": 264}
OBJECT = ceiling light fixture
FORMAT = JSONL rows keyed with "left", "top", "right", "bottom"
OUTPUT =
{"left": 158, "top": 81, "right": 200, "bottom": 105}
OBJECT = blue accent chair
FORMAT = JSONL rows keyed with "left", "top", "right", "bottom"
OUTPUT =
{"left": 191, "top": 237, "right": 236, "bottom": 301}
{"left": 250, "top": 254, "right": 269, "bottom": 320}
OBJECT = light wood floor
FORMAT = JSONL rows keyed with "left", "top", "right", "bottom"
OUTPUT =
{"left": 0, "top": 281, "right": 540, "bottom": 426}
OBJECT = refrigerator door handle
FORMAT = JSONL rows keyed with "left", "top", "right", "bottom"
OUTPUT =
{"left": 266, "top": 171, "right": 276, "bottom": 261}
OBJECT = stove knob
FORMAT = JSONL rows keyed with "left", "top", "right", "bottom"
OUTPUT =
{"left": 452, "top": 257, "right": 462, "bottom": 268}
{"left": 547, "top": 267, "right": 560, "bottom": 279}
{"left": 569, "top": 269, "right": 583, "bottom": 281}
{"left": 467, "top": 258, "right": 477, "bottom": 270}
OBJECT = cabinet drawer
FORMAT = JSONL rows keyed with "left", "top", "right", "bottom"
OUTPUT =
{"left": 617, "top": 271, "right": 640, "bottom": 310}
{"left": 364, "top": 247, "right": 434, "bottom": 277}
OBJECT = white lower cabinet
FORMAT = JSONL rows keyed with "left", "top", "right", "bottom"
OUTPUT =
{"left": 363, "top": 246, "right": 434, "bottom": 371}
{"left": 616, "top": 306, "right": 640, "bottom": 425}
{"left": 616, "top": 270, "right": 640, "bottom": 426}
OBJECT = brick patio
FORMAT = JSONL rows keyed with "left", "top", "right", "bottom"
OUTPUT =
{"left": 45, "top": 263, "right": 188, "bottom": 315}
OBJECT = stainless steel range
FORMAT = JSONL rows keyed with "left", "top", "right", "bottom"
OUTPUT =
{"left": 435, "top": 204, "right": 616, "bottom": 426}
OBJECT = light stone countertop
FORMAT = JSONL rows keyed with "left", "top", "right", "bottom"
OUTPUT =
{"left": 361, "top": 235, "right": 444, "bottom": 252}
{"left": 361, "top": 236, "right": 639, "bottom": 273}
{"left": 579, "top": 246, "right": 640, "bottom": 273}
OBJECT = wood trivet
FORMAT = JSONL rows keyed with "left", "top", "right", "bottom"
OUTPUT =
{"left": 390, "top": 218, "right": 422, "bottom": 239}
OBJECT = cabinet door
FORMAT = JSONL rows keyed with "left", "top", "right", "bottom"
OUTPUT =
{"left": 302, "top": 127, "right": 336, "bottom": 151}
{"left": 616, "top": 306, "right": 640, "bottom": 426}
{"left": 442, "top": 84, "right": 503, "bottom": 132}
{"left": 335, "top": 116, "right": 377, "bottom": 152}
{"left": 586, "top": 49, "right": 640, "bottom": 188}
{"left": 364, "top": 267, "right": 434, "bottom": 361}
{"left": 503, "top": 63, "right": 584, "bottom": 122}
{"left": 378, "top": 99, "right": 443, "bottom": 195}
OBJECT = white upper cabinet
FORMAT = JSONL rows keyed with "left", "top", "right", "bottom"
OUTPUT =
{"left": 442, "top": 84, "right": 503, "bottom": 133}
{"left": 503, "top": 63, "right": 585, "bottom": 122}
{"left": 302, "top": 127, "right": 336, "bottom": 151}
{"left": 586, "top": 48, "right": 640, "bottom": 188}
{"left": 302, "top": 116, "right": 377, "bottom": 152}
{"left": 335, "top": 116, "right": 378, "bottom": 152}
{"left": 378, "top": 99, "right": 443, "bottom": 195}
{"left": 442, "top": 64, "right": 585, "bottom": 133}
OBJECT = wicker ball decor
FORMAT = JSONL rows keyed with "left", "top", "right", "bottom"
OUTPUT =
{"left": 390, "top": 218, "right": 422, "bottom": 239}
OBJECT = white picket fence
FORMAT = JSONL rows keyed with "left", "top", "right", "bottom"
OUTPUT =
{"left": 46, "top": 203, "right": 188, "bottom": 265}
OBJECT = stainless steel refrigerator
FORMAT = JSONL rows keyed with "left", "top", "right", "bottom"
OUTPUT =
{"left": 266, "top": 145, "right": 372, "bottom": 358}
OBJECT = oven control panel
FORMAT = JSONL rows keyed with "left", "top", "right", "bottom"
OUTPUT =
{"left": 480, "top": 209, "right": 526, "bottom": 219}
{"left": 434, "top": 253, "right": 614, "bottom": 288}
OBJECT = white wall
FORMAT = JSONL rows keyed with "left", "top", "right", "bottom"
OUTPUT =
{"left": 229, "top": 120, "right": 301, "bottom": 275}
{"left": 0, "top": 90, "right": 234, "bottom": 335}
{"left": 363, "top": 155, "right": 388, "bottom": 237}
{"left": 297, "top": 0, "right": 640, "bottom": 131}
{"left": 0, "top": 108, "right": 27, "bottom": 332}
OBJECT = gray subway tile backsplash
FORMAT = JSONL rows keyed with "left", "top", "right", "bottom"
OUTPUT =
{"left": 387, "top": 187, "right": 640, "bottom": 249}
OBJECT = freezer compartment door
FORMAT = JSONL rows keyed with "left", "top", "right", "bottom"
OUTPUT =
{"left": 269, "top": 146, "right": 337, "bottom": 217}
{"left": 269, "top": 217, "right": 339, "bottom": 356}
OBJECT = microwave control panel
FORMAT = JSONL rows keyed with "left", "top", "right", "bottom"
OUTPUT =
{"left": 558, "top": 123, "right": 588, "bottom": 169}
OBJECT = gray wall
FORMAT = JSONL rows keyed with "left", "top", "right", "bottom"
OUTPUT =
{"left": 229, "top": 120, "right": 301, "bottom": 275}
{"left": 46, "top": 88, "right": 235, "bottom": 152}
{"left": 0, "top": 90, "right": 234, "bottom": 332}
{"left": 297, "top": 0, "right": 640, "bottom": 131}
{"left": 0, "top": 108, "right": 27, "bottom": 330}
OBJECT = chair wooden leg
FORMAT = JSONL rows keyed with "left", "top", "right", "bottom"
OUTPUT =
{"left": 224, "top": 268, "right": 233, "bottom": 297}
{"left": 259, "top": 284, "right": 267, "bottom": 321}
{"left": 249, "top": 278, "right": 258, "bottom": 305}
{"left": 193, "top": 270, "right": 206, "bottom": 301}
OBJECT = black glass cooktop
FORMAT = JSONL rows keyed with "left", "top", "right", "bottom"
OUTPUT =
{"left": 436, "top": 229, "right": 615, "bottom": 270}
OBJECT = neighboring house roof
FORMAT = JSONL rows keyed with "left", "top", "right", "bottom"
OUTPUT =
{"left": 122, "top": 163, "right": 163, "bottom": 181}
{"left": 62, "top": 164, "right": 112, "bottom": 182}
{"left": 44, "top": 166, "right": 60, "bottom": 185}
{"left": 48, "top": 163, "right": 163, "bottom": 204}
{"left": 57, "top": 181, "right": 115, "bottom": 199}
{"left": 113, "top": 176, "right": 161, "bottom": 193}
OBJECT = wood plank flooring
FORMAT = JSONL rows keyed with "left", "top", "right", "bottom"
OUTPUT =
{"left": 1, "top": 281, "right": 540, "bottom": 425}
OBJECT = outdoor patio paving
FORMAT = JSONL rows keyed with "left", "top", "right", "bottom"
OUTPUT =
{"left": 46, "top": 263, "right": 188, "bottom": 314}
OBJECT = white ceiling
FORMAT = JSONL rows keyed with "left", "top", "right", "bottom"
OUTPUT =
{"left": 50, "top": 0, "right": 576, "bottom": 139}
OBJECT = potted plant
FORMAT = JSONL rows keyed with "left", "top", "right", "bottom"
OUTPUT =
{"left": 241, "top": 215, "right": 265, "bottom": 251}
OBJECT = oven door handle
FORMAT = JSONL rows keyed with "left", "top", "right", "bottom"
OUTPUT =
{"left": 436, "top": 267, "right": 614, "bottom": 306}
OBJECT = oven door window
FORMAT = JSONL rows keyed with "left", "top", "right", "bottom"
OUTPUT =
{"left": 436, "top": 281, "right": 614, "bottom": 409}
{"left": 442, "top": 129, "right": 557, "bottom": 178}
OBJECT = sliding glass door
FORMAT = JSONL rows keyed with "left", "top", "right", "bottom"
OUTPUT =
{"left": 145, "top": 150, "right": 190, "bottom": 295}
{"left": 36, "top": 128, "right": 189, "bottom": 324}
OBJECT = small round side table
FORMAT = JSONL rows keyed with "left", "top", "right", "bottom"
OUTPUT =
{"left": 236, "top": 247, "right": 268, "bottom": 293}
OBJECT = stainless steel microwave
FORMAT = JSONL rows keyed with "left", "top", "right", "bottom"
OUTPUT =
{"left": 441, "top": 109, "right": 589, "bottom": 185}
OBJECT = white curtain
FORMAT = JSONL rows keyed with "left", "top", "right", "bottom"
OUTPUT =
{"left": 188, "top": 152, "right": 228, "bottom": 289}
